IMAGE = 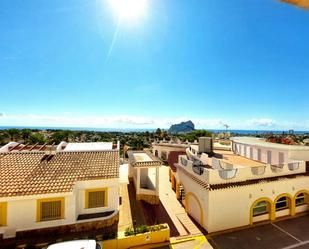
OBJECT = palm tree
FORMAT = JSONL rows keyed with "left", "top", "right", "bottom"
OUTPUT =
{"left": 5, "top": 128, "right": 20, "bottom": 141}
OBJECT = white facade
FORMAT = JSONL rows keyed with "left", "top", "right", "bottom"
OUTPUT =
{"left": 176, "top": 137, "right": 309, "bottom": 233}
{"left": 0, "top": 179, "right": 119, "bottom": 239}
{"left": 231, "top": 137, "right": 309, "bottom": 164}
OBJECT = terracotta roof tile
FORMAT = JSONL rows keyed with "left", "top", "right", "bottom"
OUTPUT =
{"left": 0, "top": 150, "right": 119, "bottom": 198}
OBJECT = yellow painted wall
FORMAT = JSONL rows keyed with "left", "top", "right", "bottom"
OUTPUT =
{"left": 101, "top": 225, "right": 170, "bottom": 249}
{"left": 207, "top": 176, "right": 309, "bottom": 233}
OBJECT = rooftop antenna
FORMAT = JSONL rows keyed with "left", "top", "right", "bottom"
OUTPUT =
{"left": 223, "top": 124, "right": 230, "bottom": 132}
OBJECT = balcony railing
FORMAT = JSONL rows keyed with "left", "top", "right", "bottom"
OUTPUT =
{"left": 251, "top": 166, "right": 266, "bottom": 175}
{"left": 271, "top": 164, "right": 284, "bottom": 173}
{"left": 218, "top": 169, "right": 238, "bottom": 179}
{"left": 288, "top": 162, "right": 300, "bottom": 171}
{"left": 192, "top": 165, "right": 204, "bottom": 175}
{"left": 180, "top": 156, "right": 188, "bottom": 166}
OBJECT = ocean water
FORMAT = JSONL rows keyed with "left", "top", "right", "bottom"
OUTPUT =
{"left": 0, "top": 126, "right": 308, "bottom": 135}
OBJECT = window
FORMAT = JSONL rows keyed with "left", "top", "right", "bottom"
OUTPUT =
{"left": 37, "top": 198, "right": 64, "bottom": 222}
{"left": 296, "top": 193, "right": 306, "bottom": 206}
{"left": 253, "top": 201, "right": 269, "bottom": 217}
{"left": 0, "top": 202, "right": 7, "bottom": 226}
{"left": 276, "top": 196, "right": 288, "bottom": 211}
{"left": 85, "top": 188, "right": 108, "bottom": 209}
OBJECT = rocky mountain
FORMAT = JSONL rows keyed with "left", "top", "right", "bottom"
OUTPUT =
{"left": 168, "top": 120, "right": 195, "bottom": 134}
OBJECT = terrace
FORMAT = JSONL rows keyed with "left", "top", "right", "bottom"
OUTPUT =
{"left": 176, "top": 149, "right": 306, "bottom": 186}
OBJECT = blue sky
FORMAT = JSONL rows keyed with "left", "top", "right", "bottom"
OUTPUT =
{"left": 1, "top": 0, "right": 309, "bottom": 130}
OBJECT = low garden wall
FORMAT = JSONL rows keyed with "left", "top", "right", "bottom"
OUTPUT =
{"left": 101, "top": 224, "right": 170, "bottom": 249}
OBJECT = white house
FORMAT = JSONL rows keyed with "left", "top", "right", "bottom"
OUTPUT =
{"left": 128, "top": 151, "right": 161, "bottom": 205}
{"left": 175, "top": 137, "right": 309, "bottom": 233}
{"left": 0, "top": 142, "right": 119, "bottom": 240}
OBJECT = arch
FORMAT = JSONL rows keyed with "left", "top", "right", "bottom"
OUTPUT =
{"left": 293, "top": 190, "right": 309, "bottom": 214}
{"left": 250, "top": 197, "right": 274, "bottom": 225}
{"left": 274, "top": 193, "right": 294, "bottom": 217}
{"left": 185, "top": 192, "right": 204, "bottom": 227}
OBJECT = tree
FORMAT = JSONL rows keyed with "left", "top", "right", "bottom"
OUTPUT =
{"left": 28, "top": 133, "right": 46, "bottom": 144}
{"left": 5, "top": 128, "right": 20, "bottom": 141}
{"left": 21, "top": 129, "right": 32, "bottom": 141}
{"left": 155, "top": 128, "right": 162, "bottom": 136}
{"left": 50, "top": 130, "right": 72, "bottom": 144}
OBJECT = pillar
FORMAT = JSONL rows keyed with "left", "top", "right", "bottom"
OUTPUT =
{"left": 176, "top": 182, "right": 180, "bottom": 200}
{"left": 136, "top": 168, "right": 141, "bottom": 195}
{"left": 156, "top": 167, "right": 160, "bottom": 195}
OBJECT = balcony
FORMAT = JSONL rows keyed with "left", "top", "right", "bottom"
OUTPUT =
{"left": 177, "top": 154, "right": 306, "bottom": 186}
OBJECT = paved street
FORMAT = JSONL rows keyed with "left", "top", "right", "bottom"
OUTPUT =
{"left": 209, "top": 215, "right": 309, "bottom": 249}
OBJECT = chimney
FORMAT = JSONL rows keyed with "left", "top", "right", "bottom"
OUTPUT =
{"left": 198, "top": 137, "right": 213, "bottom": 154}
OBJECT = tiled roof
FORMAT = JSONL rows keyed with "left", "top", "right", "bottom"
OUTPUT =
{"left": 128, "top": 150, "right": 161, "bottom": 167}
{"left": 0, "top": 150, "right": 119, "bottom": 198}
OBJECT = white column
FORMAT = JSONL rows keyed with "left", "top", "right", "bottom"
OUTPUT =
{"left": 155, "top": 167, "right": 160, "bottom": 195}
{"left": 136, "top": 168, "right": 141, "bottom": 195}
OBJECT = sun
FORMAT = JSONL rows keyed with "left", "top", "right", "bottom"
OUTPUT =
{"left": 108, "top": 0, "right": 147, "bottom": 20}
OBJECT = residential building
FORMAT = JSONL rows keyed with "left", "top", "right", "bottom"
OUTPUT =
{"left": 128, "top": 150, "right": 161, "bottom": 205}
{"left": 152, "top": 140, "right": 189, "bottom": 162}
{"left": 175, "top": 137, "right": 309, "bottom": 233}
{"left": 0, "top": 141, "right": 119, "bottom": 240}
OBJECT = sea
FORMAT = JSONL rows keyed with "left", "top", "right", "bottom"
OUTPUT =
{"left": 0, "top": 126, "right": 308, "bottom": 135}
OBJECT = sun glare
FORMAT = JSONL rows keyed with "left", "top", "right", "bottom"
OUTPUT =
{"left": 108, "top": 0, "right": 147, "bottom": 20}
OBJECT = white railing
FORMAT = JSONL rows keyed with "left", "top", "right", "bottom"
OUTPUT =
{"left": 180, "top": 156, "right": 188, "bottom": 166}
{"left": 251, "top": 166, "right": 266, "bottom": 175}
{"left": 288, "top": 162, "right": 300, "bottom": 171}
{"left": 177, "top": 155, "right": 306, "bottom": 185}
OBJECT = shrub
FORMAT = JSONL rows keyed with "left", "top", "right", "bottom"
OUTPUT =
{"left": 124, "top": 224, "right": 167, "bottom": 237}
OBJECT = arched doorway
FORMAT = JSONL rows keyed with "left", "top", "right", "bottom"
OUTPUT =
{"left": 250, "top": 198, "right": 273, "bottom": 225}
{"left": 294, "top": 190, "right": 309, "bottom": 214}
{"left": 185, "top": 192, "right": 204, "bottom": 227}
{"left": 274, "top": 194, "right": 293, "bottom": 218}
{"left": 155, "top": 150, "right": 158, "bottom": 157}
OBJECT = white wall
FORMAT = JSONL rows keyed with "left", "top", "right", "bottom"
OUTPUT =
{"left": 75, "top": 179, "right": 119, "bottom": 216}
{"left": 177, "top": 169, "right": 209, "bottom": 231}
{"left": 207, "top": 176, "right": 309, "bottom": 232}
{"left": 0, "top": 179, "right": 119, "bottom": 235}
{"left": 233, "top": 141, "right": 307, "bottom": 165}
{"left": 3, "top": 193, "right": 75, "bottom": 232}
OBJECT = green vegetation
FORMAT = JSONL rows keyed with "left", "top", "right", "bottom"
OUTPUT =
{"left": 179, "top": 130, "right": 213, "bottom": 142}
{"left": 124, "top": 224, "right": 168, "bottom": 236}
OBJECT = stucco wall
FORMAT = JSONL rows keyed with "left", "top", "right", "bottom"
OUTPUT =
{"left": 177, "top": 169, "right": 209, "bottom": 230}
{"left": 0, "top": 179, "right": 119, "bottom": 235}
{"left": 207, "top": 176, "right": 309, "bottom": 233}
{"left": 233, "top": 142, "right": 289, "bottom": 165}
{"left": 152, "top": 145, "right": 187, "bottom": 161}
{"left": 75, "top": 179, "right": 119, "bottom": 216}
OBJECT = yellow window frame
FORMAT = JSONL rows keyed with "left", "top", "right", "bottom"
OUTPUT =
{"left": 36, "top": 197, "right": 65, "bottom": 222}
{"left": 0, "top": 202, "right": 7, "bottom": 226}
{"left": 85, "top": 188, "right": 108, "bottom": 209}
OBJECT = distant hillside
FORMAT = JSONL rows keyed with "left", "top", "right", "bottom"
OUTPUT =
{"left": 168, "top": 120, "right": 195, "bottom": 134}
